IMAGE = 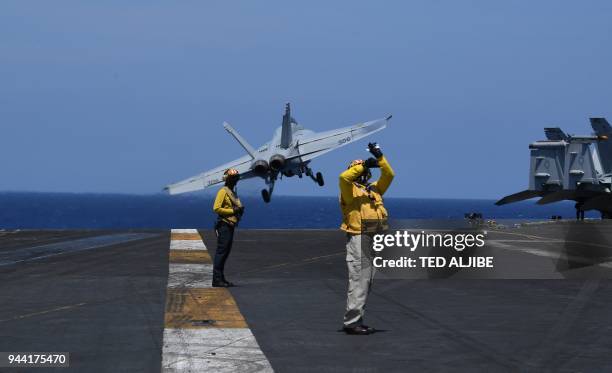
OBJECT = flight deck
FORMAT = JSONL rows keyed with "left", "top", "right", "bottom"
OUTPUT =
{"left": 1, "top": 225, "right": 611, "bottom": 372}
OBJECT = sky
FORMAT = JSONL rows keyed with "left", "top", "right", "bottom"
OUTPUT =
{"left": 1, "top": 1, "right": 611, "bottom": 198}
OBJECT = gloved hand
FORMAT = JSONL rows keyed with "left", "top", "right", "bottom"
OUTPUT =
{"left": 233, "top": 206, "right": 244, "bottom": 216}
{"left": 368, "top": 142, "right": 383, "bottom": 159}
{"left": 364, "top": 157, "right": 379, "bottom": 168}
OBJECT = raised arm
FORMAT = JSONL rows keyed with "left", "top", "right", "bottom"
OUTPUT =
{"left": 373, "top": 155, "right": 394, "bottom": 195}
{"left": 339, "top": 163, "right": 365, "bottom": 205}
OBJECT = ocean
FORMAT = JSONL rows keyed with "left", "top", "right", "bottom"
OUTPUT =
{"left": 0, "top": 192, "right": 591, "bottom": 229}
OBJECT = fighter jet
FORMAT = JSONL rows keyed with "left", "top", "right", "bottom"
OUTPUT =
{"left": 165, "top": 103, "right": 390, "bottom": 202}
{"left": 496, "top": 117, "right": 612, "bottom": 218}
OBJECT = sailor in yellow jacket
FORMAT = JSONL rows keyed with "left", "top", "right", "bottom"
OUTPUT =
{"left": 212, "top": 168, "right": 244, "bottom": 287}
{"left": 339, "top": 142, "right": 394, "bottom": 335}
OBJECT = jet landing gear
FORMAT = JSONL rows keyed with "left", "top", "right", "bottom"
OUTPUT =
{"left": 305, "top": 168, "right": 324, "bottom": 187}
{"left": 315, "top": 172, "right": 324, "bottom": 186}
{"left": 262, "top": 189, "right": 271, "bottom": 203}
{"left": 261, "top": 176, "right": 276, "bottom": 203}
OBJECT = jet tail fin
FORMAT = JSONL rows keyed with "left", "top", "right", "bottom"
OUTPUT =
{"left": 591, "top": 117, "right": 611, "bottom": 135}
{"left": 590, "top": 118, "right": 612, "bottom": 174}
{"left": 544, "top": 127, "right": 568, "bottom": 141}
{"left": 280, "top": 103, "right": 293, "bottom": 149}
{"left": 223, "top": 121, "right": 256, "bottom": 159}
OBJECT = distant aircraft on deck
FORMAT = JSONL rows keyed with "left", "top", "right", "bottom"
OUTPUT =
{"left": 496, "top": 118, "right": 612, "bottom": 218}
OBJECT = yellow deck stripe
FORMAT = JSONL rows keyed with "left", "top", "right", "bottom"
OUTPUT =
{"left": 169, "top": 250, "right": 212, "bottom": 264}
{"left": 170, "top": 232, "right": 203, "bottom": 241}
{"left": 164, "top": 288, "right": 248, "bottom": 329}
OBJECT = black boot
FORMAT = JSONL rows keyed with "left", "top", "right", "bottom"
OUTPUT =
{"left": 222, "top": 277, "right": 235, "bottom": 287}
{"left": 343, "top": 325, "right": 373, "bottom": 335}
{"left": 212, "top": 279, "right": 232, "bottom": 287}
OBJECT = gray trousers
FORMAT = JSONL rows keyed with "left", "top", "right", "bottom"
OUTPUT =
{"left": 344, "top": 233, "right": 376, "bottom": 327}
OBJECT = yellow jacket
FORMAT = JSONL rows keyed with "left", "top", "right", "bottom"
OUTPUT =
{"left": 213, "top": 186, "right": 242, "bottom": 225}
{"left": 339, "top": 156, "right": 394, "bottom": 234}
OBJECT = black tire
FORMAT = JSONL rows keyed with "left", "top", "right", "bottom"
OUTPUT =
{"left": 316, "top": 172, "right": 324, "bottom": 186}
{"left": 262, "top": 189, "right": 271, "bottom": 203}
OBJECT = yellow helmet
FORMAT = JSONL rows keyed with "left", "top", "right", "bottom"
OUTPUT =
{"left": 347, "top": 159, "right": 371, "bottom": 183}
{"left": 348, "top": 159, "right": 365, "bottom": 169}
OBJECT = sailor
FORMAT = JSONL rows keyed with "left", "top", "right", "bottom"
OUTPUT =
{"left": 575, "top": 202, "right": 585, "bottom": 220}
{"left": 212, "top": 168, "right": 244, "bottom": 287}
{"left": 339, "top": 142, "right": 394, "bottom": 335}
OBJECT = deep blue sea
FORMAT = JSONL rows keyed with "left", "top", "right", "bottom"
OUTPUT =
{"left": 0, "top": 192, "right": 592, "bottom": 229}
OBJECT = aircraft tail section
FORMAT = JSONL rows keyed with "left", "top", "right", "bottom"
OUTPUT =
{"left": 544, "top": 127, "right": 568, "bottom": 141}
{"left": 590, "top": 117, "right": 612, "bottom": 174}
{"left": 280, "top": 103, "right": 293, "bottom": 149}
{"left": 223, "top": 121, "right": 257, "bottom": 159}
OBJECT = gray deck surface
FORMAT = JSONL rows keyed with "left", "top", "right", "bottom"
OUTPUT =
{"left": 1, "top": 225, "right": 611, "bottom": 372}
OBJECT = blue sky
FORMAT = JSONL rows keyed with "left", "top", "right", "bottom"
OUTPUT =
{"left": 1, "top": 1, "right": 611, "bottom": 198}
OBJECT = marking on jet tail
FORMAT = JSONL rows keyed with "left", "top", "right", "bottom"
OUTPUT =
{"left": 161, "top": 228, "right": 273, "bottom": 373}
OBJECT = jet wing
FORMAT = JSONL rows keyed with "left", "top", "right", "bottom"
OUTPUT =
{"left": 164, "top": 155, "right": 254, "bottom": 195}
{"left": 495, "top": 190, "right": 546, "bottom": 205}
{"left": 536, "top": 190, "right": 600, "bottom": 205}
{"left": 582, "top": 194, "right": 612, "bottom": 212}
{"left": 293, "top": 117, "right": 389, "bottom": 162}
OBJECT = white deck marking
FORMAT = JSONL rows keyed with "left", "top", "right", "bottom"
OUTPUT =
{"left": 162, "top": 329, "right": 273, "bottom": 373}
{"left": 170, "top": 239, "right": 207, "bottom": 251}
{"left": 167, "top": 263, "right": 213, "bottom": 288}
{"left": 171, "top": 229, "right": 201, "bottom": 234}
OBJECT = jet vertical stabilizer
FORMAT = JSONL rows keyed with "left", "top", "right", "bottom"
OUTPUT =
{"left": 590, "top": 118, "right": 612, "bottom": 174}
{"left": 280, "top": 103, "right": 293, "bottom": 149}
{"left": 223, "top": 121, "right": 257, "bottom": 159}
{"left": 544, "top": 127, "right": 568, "bottom": 141}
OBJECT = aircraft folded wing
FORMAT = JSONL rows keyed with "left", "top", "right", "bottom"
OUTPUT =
{"left": 495, "top": 190, "right": 545, "bottom": 205}
{"left": 294, "top": 117, "right": 389, "bottom": 162}
{"left": 164, "top": 155, "right": 253, "bottom": 195}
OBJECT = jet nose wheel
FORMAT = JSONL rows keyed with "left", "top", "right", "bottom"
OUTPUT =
{"left": 316, "top": 172, "right": 324, "bottom": 186}
{"left": 261, "top": 189, "right": 271, "bottom": 203}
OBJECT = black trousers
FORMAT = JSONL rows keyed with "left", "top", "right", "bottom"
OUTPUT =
{"left": 214, "top": 221, "right": 235, "bottom": 282}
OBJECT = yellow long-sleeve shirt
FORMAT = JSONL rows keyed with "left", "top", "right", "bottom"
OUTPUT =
{"left": 339, "top": 156, "right": 394, "bottom": 234}
{"left": 213, "top": 186, "right": 242, "bottom": 225}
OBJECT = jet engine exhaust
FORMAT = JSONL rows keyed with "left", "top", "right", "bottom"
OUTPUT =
{"left": 251, "top": 160, "right": 269, "bottom": 176}
{"left": 269, "top": 154, "right": 286, "bottom": 171}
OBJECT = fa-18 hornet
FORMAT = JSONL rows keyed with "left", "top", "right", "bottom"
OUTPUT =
{"left": 165, "top": 103, "right": 391, "bottom": 202}
{"left": 496, "top": 117, "right": 612, "bottom": 218}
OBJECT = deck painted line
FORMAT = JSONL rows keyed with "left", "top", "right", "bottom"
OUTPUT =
{"left": 165, "top": 288, "right": 248, "bottom": 329}
{"left": 171, "top": 229, "right": 201, "bottom": 234}
{"left": 170, "top": 229, "right": 208, "bottom": 250}
{"left": 488, "top": 240, "right": 612, "bottom": 268}
{"left": 162, "top": 328, "right": 273, "bottom": 373}
{"left": 171, "top": 232, "right": 204, "bottom": 241}
{"left": 162, "top": 228, "right": 273, "bottom": 372}
{"left": 0, "top": 233, "right": 158, "bottom": 267}
{"left": 169, "top": 250, "right": 212, "bottom": 264}
{"left": 167, "top": 263, "right": 213, "bottom": 288}
{"left": 170, "top": 240, "right": 207, "bottom": 251}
